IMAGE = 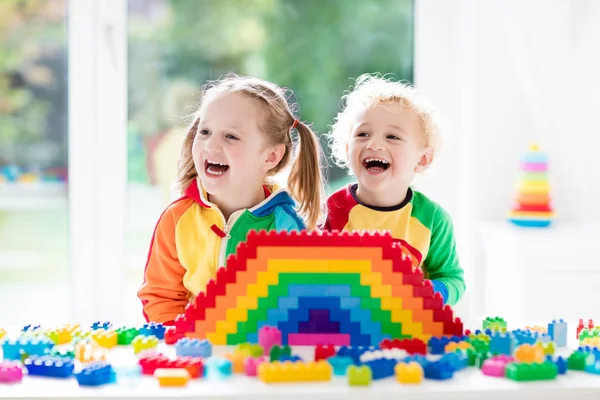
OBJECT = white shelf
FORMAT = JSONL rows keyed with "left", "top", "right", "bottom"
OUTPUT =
{"left": 0, "top": 182, "right": 68, "bottom": 211}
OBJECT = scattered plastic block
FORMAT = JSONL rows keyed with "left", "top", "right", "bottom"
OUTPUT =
{"left": 235, "top": 343, "right": 263, "bottom": 358}
{"left": 0, "top": 328, "right": 6, "bottom": 341}
{"left": 424, "top": 360, "right": 454, "bottom": 380}
{"left": 154, "top": 368, "right": 190, "bottom": 387}
{"left": 380, "top": 338, "right": 426, "bottom": 355}
{"left": 536, "top": 341, "right": 555, "bottom": 356}
{"left": 490, "top": 332, "right": 516, "bottom": 356}
{"left": 1, "top": 337, "right": 54, "bottom": 360}
{"left": 116, "top": 327, "right": 139, "bottom": 345}
{"left": 269, "top": 345, "right": 291, "bottom": 362}
{"left": 315, "top": 344, "right": 336, "bottom": 361}
{"left": 75, "top": 340, "right": 106, "bottom": 363}
{"left": 395, "top": 361, "right": 423, "bottom": 384}
{"left": 0, "top": 361, "right": 23, "bottom": 383}
{"left": 336, "top": 345, "right": 376, "bottom": 365}
{"left": 546, "top": 355, "right": 567, "bottom": 375}
{"left": 515, "top": 344, "right": 544, "bottom": 363}
{"left": 362, "top": 358, "right": 396, "bottom": 380}
{"left": 140, "top": 322, "right": 165, "bottom": 340}
{"left": 567, "top": 350, "right": 593, "bottom": 371}
{"left": 445, "top": 341, "right": 472, "bottom": 353}
{"left": 176, "top": 338, "right": 212, "bottom": 358}
{"left": 206, "top": 358, "right": 232, "bottom": 379}
{"left": 244, "top": 356, "right": 268, "bottom": 377}
{"left": 225, "top": 352, "right": 247, "bottom": 373}
{"left": 440, "top": 351, "right": 467, "bottom": 371}
{"left": 576, "top": 319, "right": 594, "bottom": 339}
{"left": 22, "top": 324, "right": 41, "bottom": 333}
{"left": 23, "top": 356, "right": 74, "bottom": 378}
{"left": 428, "top": 336, "right": 466, "bottom": 355}
{"left": 164, "top": 326, "right": 184, "bottom": 345}
{"left": 75, "top": 362, "right": 116, "bottom": 386}
{"left": 360, "top": 348, "right": 407, "bottom": 363}
{"left": 328, "top": 356, "right": 354, "bottom": 376}
{"left": 132, "top": 335, "right": 159, "bottom": 354}
{"left": 138, "top": 353, "right": 204, "bottom": 378}
{"left": 279, "top": 355, "right": 303, "bottom": 362}
{"left": 398, "top": 354, "right": 429, "bottom": 368}
{"left": 258, "top": 326, "right": 282, "bottom": 355}
{"left": 91, "top": 329, "right": 117, "bottom": 349}
{"left": 483, "top": 317, "right": 507, "bottom": 331}
{"left": 45, "top": 327, "right": 72, "bottom": 345}
{"left": 91, "top": 321, "right": 112, "bottom": 331}
{"left": 506, "top": 361, "right": 558, "bottom": 381}
{"left": 482, "top": 355, "right": 514, "bottom": 377}
{"left": 347, "top": 365, "right": 372, "bottom": 386}
{"left": 258, "top": 360, "right": 332, "bottom": 383}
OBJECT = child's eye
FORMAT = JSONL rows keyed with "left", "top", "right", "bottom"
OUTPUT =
{"left": 356, "top": 132, "right": 369, "bottom": 137}
{"left": 199, "top": 129, "right": 210, "bottom": 136}
{"left": 225, "top": 134, "right": 239, "bottom": 140}
{"left": 387, "top": 134, "right": 401, "bottom": 140}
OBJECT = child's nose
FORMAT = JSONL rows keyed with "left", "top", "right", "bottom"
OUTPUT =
{"left": 366, "top": 137, "right": 385, "bottom": 151}
{"left": 204, "top": 136, "right": 223, "bottom": 152}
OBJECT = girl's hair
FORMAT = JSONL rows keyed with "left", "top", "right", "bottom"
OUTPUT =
{"left": 328, "top": 73, "right": 441, "bottom": 170}
{"left": 176, "top": 73, "right": 324, "bottom": 230}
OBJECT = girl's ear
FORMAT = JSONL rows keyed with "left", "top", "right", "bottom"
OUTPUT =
{"left": 262, "top": 143, "right": 286, "bottom": 171}
{"left": 415, "top": 147, "right": 434, "bottom": 173}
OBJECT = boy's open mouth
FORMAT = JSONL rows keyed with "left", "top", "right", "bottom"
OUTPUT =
{"left": 362, "top": 157, "right": 390, "bottom": 173}
{"left": 205, "top": 160, "right": 229, "bottom": 176}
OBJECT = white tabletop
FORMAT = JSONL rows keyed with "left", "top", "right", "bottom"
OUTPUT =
{"left": 2, "top": 343, "right": 600, "bottom": 399}
{"left": 3, "top": 320, "right": 600, "bottom": 399}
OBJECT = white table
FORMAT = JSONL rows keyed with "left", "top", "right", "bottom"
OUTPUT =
{"left": 2, "top": 342, "right": 600, "bottom": 399}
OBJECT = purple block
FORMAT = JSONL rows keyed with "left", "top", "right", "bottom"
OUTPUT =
{"left": 298, "top": 310, "right": 340, "bottom": 334}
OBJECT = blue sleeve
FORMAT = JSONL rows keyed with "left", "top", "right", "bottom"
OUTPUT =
{"left": 430, "top": 279, "right": 449, "bottom": 304}
{"left": 274, "top": 204, "right": 306, "bottom": 231}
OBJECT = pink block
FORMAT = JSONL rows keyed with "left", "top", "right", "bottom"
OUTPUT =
{"left": 288, "top": 333, "right": 350, "bottom": 346}
{"left": 244, "top": 356, "right": 268, "bottom": 377}
{"left": 258, "top": 326, "right": 282, "bottom": 354}
{"left": 0, "top": 362, "right": 24, "bottom": 384}
{"left": 482, "top": 355, "right": 515, "bottom": 377}
{"left": 287, "top": 334, "right": 313, "bottom": 345}
{"left": 521, "top": 162, "right": 548, "bottom": 172}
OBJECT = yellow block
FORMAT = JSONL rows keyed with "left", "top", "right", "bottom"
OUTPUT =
{"left": 381, "top": 297, "right": 403, "bottom": 310}
{"left": 154, "top": 368, "right": 190, "bottom": 387}
{"left": 226, "top": 307, "right": 248, "bottom": 324}
{"left": 236, "top": 296, "right": 258, "bottom": 310}
{"left": 206, "top": 331, "right": 226, "bottom": 345}
{"left": 360, "top": 272, "right": 382, "bottom": 286}
{"left": 267, "top": 259, "right": 372, "bottom": 273}
{"left": 216, "top": 319, "right": 239, "bottom": 335}
{"left": 257, "top": 270, "right": 279, "bottom": 285}
{"left": 371, "top": 285, "right": 392, "bottom": 298}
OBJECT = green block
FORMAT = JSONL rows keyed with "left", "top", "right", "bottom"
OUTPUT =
{"left": 116, "top": 327, "right": 139, "bottom": 345}
{"left": 506, "top": 361, "right": 558, "bottom": 381}
{"left": 483, "top": 317, "right": 507, "bottom": 331}
{"left": 226, "top": 330, "right": 248, "bottom": 345}
{"left": 568, "top": 351, "right": 593, "bottom": 371}
{"left": 347, "top": 365, "right": 372, "bottom": 386}
{"left": 236, "top": 343, "right": 263, "bottom": 357}
{"left": 270, "top": 345, "right": 291, "bottom": 362}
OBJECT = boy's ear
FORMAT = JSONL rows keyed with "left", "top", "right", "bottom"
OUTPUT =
{"left": 415, "top": 147, "right": 434, "bottom": 173}
{"left": 262, "top": 143, "right": 286, "bottom": 171}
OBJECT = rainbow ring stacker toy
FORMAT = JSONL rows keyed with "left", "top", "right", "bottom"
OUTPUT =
{"left": 507, "top": 143, "right": 554, "bottom": 227}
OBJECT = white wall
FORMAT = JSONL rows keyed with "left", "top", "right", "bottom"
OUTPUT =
{"left": 414, "top": 0, "right": 600, "bottom": 321}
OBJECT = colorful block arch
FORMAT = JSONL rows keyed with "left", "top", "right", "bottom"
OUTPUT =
{"left": 170, "top": 230, "right": 463, "bottom": 345}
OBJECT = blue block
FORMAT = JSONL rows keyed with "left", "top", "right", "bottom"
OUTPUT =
{"left": 22, "top": 324, "right": 41, "bottom": 333}
{"left": 428, "top": 336, "right": 467, "bottom": 355}
{"left": 490, "top": 333, "right": 516, "bottom": 355}
{"left": 440, "top": 352, "right": 467, "bottom": 371}
{"left": 246, "top": 333, "right": 258, "bottom": 343}
{"left": 140, "top": 322, "right": 165, "bottom": 340}
{"left": 278, "top": 297, "right": 298, "bottom": 309}
{"left": 289, "top": 285, "right": 329, "bottom": 297}
{"left": 336, "top": 345, "right": 376, "bottom": 365}
{"left": 24, "top": 356, "right": 74, "bottom": 378}
{"left": 399, "top": 355, "right": 429, "bottom": 368}
{"left": 1, "top": 337, "right": 54, "bottom": 360}
{"left": 546, "top": 355, "right": 567, "bottom": 375}
{"left": 363, "top": 358, "right": 396, "bottom": 380}
{"left": 175, "top": 338, "right": 212, "bottom": 358}
{"left": 340, "top": 297, "right": 360, "bottom": 309}
{"left": 91, "top": 321, "right": 112, "bottom": 331}
{"left": 548, "top": 319, "right": 567, "bottom": 348}
{"left": 328, "top": 356, "right": 354, "bottom": 375}
{"left": 75, "top": 363, "right": 116, "bottom": 386}
{"left": 206, "top": 358, "right": 232, "bottom": 378}
{"left": 267, "top": 309, "right": 289, "bottom": 323}
{"left": 424, "top": 360, "right": 454, "bottom": 380}
{"left": 279, "top": 355, "right": 303, "bottom": 362}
